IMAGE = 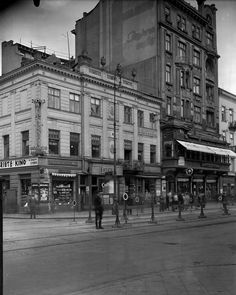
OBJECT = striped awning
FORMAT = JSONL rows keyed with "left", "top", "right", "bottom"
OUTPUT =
{"left": 52, "top": 173, "right": 76, "bottom": 177}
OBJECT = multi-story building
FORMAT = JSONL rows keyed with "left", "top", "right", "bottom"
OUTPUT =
{"left": 218, "top": 87, "right": 236, "bottom": 197}
{"left": 0, "top": 48, "right": 161, "bottom": 213}
{"left": 74, "top": 0, "right": 236, "bottom": 199}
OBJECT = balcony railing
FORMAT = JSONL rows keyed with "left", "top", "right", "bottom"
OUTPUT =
{"left": 228, "top": 121, "right": 236, "bottom": 131}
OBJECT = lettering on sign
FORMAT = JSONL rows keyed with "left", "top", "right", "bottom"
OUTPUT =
{"left": 0, "top": 158, "right": 38, "bottom": 169}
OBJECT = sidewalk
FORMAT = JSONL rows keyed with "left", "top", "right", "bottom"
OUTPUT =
{"left": 3, "top": 202, "right": 235, "bottom": 223}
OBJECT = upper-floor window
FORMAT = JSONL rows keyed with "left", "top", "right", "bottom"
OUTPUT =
{"left": 194, "top": 106, "right": 201, "bottom": 123}
{"left": 124, "top": 106, "right": 132, "bottom": 124}
{"left": 137, "top": 110, "right": 144, "bottom": 127}
{"left": 149, "top": 113, "right": 156, "bottom": 129}
{"left": 124, "top": 140, "right": 132, "bottom": 161}
{"left": 181, "top": 99, "right": 184, "bottom": 118}
{"left": 206, "top": 32, "right": 213, "bottom": 47}
{"left": 180, "top": 70, "right": 185, "bottom": 88}
{"left": 1, "top": 97, "right": 8, "bottom": 116}
{"left": 166, "top": 96, "right": 171, "bottom": 116}
{"left": 49, "top": 129, "right": 60, "bottom": 155}
{"left": 229, "top": 108, "right": 234, "bottom": 123}
{"left": 91, "top": 135, "right": 101, "bottom": 158}
{"left": 193, "top": 77, "right": 201, "bottom": 95}
{"left": 206, "top": 110, "right": 214, "bottom": 128}
{"left": 69, "top": 93, "right": 80, "bottom": 113}
{"left": 70, "top": 132, "right": 80, "bottom": 156}
{"left": 3, "top": 135, "right": 9, "bottom": 158}
{"left": 192, "top": 24, "right": 201, "bottom": 40}
{"left": 165, "top": 7, "right": 171, "bottom": 23}
{"left": 206, "top": 14, "right": 212, "bottom": 25}
{"left": 91, "top": 98, "right": 101, "bottom": 117}
{"left": 165, "top": 64, "right": 171, "bottom": 83}
{"left": 193, "top": 49, "right": 200, "bottom": 66}
{"left": 178, "top": 41, "right": 186, "bottom": 61}
{"left": 222, "top": 130, "right": 226, "bottom": 141}
{"left": 150, "top": 145, "right": 156, "bottom": 164}
{"left": 48, "top": 87, "right": 60, "bottom": 109}
{"left": 165, "top": 33, "right": 171, "bottom": 52}
{"left": 206, "top": 84, "right": 214, "bottom": 101}
{"left": 22, "top": 131, "right": 29, "bottom": 156}
{"left": 138, "top": 143, "right": 144, "bottom": 162}
{"left": 230, "top": 132, "right": 234, "bottom": 146}
{"left": 221, "top": 106, "right": 226, "bottom": 122}
{"left": 177, "top": 15, "right": 186, "bottom": 31}
{"left": 20, "top": 90, "right": 28, "bottom": 110}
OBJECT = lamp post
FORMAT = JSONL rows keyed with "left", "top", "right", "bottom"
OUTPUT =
{"left": 113, "top": 64, "right": 122, "bottom": 227}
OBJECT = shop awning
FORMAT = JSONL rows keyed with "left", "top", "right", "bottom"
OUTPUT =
{"left": 177, "top": 140, "right": 236, "bottom": 158}
{"left": 52, "top": 173, "right": 76, "bottom": 177}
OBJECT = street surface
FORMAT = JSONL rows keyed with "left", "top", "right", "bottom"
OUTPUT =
{"left": 3, "top": 210, "right": 236, "bottom": 295}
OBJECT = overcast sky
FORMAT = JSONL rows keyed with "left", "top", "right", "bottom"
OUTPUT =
{"left": 0, "top": 0, "right": 236, "bottom": 95}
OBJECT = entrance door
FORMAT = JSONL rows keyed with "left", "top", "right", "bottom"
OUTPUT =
{"left": 5, "top": 189, "right": 17, "bottom": 213}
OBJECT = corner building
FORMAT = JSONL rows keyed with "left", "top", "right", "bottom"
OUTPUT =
{"left": 74, "top": 0, "right": 236, "bottom": 199}
{"left": 0, "top": 52, "right": 161, "bottom": 213}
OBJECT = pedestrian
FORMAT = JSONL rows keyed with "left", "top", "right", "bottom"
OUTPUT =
{"left": 29, "top": 194, "right": 37, "bottom": 219}
{"left": 94, "top": 193, "right": 104, "bottom": 229}
{"left": 222, "top": 191, "right": 230, "bottom": 215}
{"left": 159, "top": 194, "right": 165, "bottom": 212}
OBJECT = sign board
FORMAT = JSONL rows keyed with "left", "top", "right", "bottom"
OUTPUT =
{"left": 0, "top": 157, "right": 38, "bottom": 169}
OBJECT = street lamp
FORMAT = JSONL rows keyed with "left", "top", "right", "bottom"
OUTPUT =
{"left": 113, "top": 64, "right": 122, "bottom": 227}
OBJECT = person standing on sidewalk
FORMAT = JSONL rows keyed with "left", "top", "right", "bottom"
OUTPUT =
{"left": 94, "top": 193, "right": 104, "bottom": 229}
{"left": 29, "top": 195, "right": 37, "bottom": 219}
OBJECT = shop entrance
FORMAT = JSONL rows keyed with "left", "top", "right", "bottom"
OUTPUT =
{"left": 52, "top": 179, "right": 74, "bottom": 211}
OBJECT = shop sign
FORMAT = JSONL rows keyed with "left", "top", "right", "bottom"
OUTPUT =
{"left": 0, "top": 157, "right": 38, "bottom": 169}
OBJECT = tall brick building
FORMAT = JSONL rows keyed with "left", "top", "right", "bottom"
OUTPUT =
{"left": 74, "top": 0, "right": 236, "bottom": 199}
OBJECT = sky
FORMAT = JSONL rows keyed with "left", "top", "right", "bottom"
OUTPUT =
{"left": 0, "top": 0, "right": 236, "bottom": 95}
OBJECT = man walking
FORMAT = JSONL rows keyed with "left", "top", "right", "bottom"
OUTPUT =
{"left": 94, "top": 193, "right": 104, "bottom": 229}
{"left": 29, "top": 195, "right": 37, "bottom": 219}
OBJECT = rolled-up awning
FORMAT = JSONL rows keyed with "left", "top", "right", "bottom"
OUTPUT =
{"left": 177, "top": 140, "right": 236, "bottom": 158}
{"left": 52, "top": 173, "right": 76, "bottom": 177}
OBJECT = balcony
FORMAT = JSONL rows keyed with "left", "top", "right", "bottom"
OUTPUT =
{"left": 121, "top": 160, "right": 144, "bottom": 172}
{"left": 228, "top": 121, "right": 236, "bottom": 131}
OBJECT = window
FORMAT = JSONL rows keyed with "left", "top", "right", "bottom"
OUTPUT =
{"left": 165, "top": 33, "right": 171, "bottom": 51}
{"left": 1, "top": 97, "right": 8, "bottom": 116}
{"left": 181, "top": 99, "right": 184, "bottom": 118}
{"left": 206, "top": 111, "right": 214, "bottom": 127}
{"left": 49, "top": 129, "right": 60, "bottom": 155}
{"left": 221, "top": 106, "right": 226, "bottom": 122}
{"left": 206, "top": 32, "right": 213, "bottom": 47}
{"left": 150, "top": 145, "right": 156, "bottom": 164}
{"left": 22, "top": 131, "right": 29, "bottom": 156}
{"left": 177, "top": 15, "right": 186, "bottom": 31}
{"left": 222, "top": 130, "right": 226, "bottom": 141}
{"left": 192, "top": 24, "right": 201, "bottom": 40}
{"left": 124, "top": 140, "right": 132, "bottom": 161}
{"left": 178, "top": 41, "right": 186, "bottom": 62}
{"left": 165, "top": 7, "right": 171, "bottom": 23}
{"left": 70, "top": 132, "right": 80, "bottom": 156}
{"left": 3, "top": 135, "right": 9, "bottom": 158}
{"left": 193, "top": 50, "right": 200, "bottom": 66}
{"left": 229, "top": 109, "right": 233, "bottom": 123}
{"left": 138, "top": 143, "right": 144, "bottom": 162}
{"left": 164, "top": 142, "right": 172, "bottom": 158}
{"left": 124, "top": 106, "right": 132, "bottom": 124}
{"left": 194, "top": 106, "right": 201, "bottom": 123}
{"left": 91, "top": 135, "right": 101, "bottom": 158}
{"left": 20, "top": 90, "right": 28, "bottom": 110}
{"left": 193, "top": 77, "right": 200, "bottom": 95}
{"left": 165, "top": 64, "right": 171, "bottom": 83}
{"left": 137, "top": 110, "right": 144, "bottom": 127}
{"left": 149, "top": 113, "right": 156, "bottom": 129}
{"left": 166, "top": 97, "right": 171, "bottom": 116}
{"left": 180, "top": 70, "right": 185, "bottom": 87}
{"left": 230, "top": 132, "right": 234, "bottom": 146}
{"left": 48, "top": 87, "right": 60, "bottom": 109}
{"left": 206, "top": 84, "right": 214, "bottom": 101}
{"left": 69, "top": 93, "right": 80, "bottom": 113}
{"left": 91, "top": 98, "right": 101, "bottom": 117}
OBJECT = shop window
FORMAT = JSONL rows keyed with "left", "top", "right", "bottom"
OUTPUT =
{"left": 124, "top": 140, "right": 132, "bottom": 161}
{"left": 49, "top": 129, "right": 60, "bottom": 155}
{"left": 137, "top": 110, "right": 144, "bottom": 127}
{"left": 53, "top": 181, "right": 73, "bottom": 205}
{"left": 124, "top": 106, "right": 132, "bottom": 124}
{"left": 91, "top": 97, "right": 101, "bottom": 117}
{"left": 48, "top": 87, "right": 60, "bottom": 109}
{"left": 138, "top": 143, "right": 144, "bottom": 162}
{"left": 150, "top": 144, "right": 156, "bottom": 163}
{"left": 3, "top": 135, "right": 9, "bottom": 158}
{"left": 70, "top": 132, "right": 80, "bottom": 156}
{"left": 21, "top": 177, "right": 31, "bottom": 206}
{"left": 22, "top": 130, "right": 29, "bottom": 156}
{"left": 69, "top": 93, "right": 80, "bottom": 113}
{"left": 91, "top": 135, "right": 101, "bottom": 158}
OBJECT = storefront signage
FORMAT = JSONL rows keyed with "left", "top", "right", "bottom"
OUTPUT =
{"left": 0, "top": 157, "right": 38, "bottom": 169}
